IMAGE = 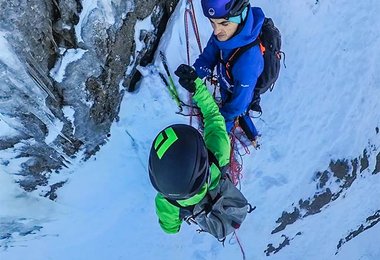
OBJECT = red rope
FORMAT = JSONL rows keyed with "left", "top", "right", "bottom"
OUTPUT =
{"left": 233, "top": 126, "right": 251, "bottom": 156}
{"left": 182, "top": 5, "right": 249, "bottom": 258}
{"left": 188, "top": 1, "right": 202, "bottom": 54}
{"left": 229, "top": 126, "right": 241, "bottom": 185}
{"left": 228, "top": 123, "right": 252, "bottom": 186}
{"left": 182, "top": 1, "right": 252, "bottom": 183}
{"left": 184, "top": 0, "right": 202, "bottom": 60}
{"left": 229, "top": 133, "right": 240, "bottom": 185}
{"left": 233, "top": 231, "right": 247, "bottom": 260}
{"left": 184, "top": 9, "right": 191, "bottom": 65}
{"left": 184, "top": 0, "right": 203, "bottom": 127}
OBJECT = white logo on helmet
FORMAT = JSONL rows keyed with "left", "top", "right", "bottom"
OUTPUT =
{"left": 208, "top": 8, "right": 215, "bottom": 16}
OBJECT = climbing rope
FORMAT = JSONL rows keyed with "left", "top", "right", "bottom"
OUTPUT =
{"left": 228, "top": 121, "right": 252, "bottom": 186}
{"left": 160, "top": 4, "right": 252, "bottom": 256}
{"left": 184, "top": 0, "right": 203, "bottom": 63}
{"left": 230, "top": 231, "right": 247, "bottom": 260}
{"left": 184, "top": 0, "right": 203, "bottom": 127}
{"left": 168, "top": 1, "right": 257, "bottom": 177}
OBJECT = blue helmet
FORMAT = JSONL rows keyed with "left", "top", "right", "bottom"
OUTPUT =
{"left": 201, "top": 0, "right": 250, "bottom": 19}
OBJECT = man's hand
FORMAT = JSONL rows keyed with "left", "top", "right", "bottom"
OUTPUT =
{"left": 174, "top": 64, "right": 198, "bottom": 93}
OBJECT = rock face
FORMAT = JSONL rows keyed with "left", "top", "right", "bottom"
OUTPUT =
{"left": 0, "top": 0, "right": 178, "bottom": 196}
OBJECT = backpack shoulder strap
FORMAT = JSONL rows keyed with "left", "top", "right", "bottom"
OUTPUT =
{"left": 165, "top": 150, "right": 218, "bottom": 209}
{"left": 228, "top": 38, "right": 261, "bottom": 68}
{"left": 166, "top": 198, "right": 182, "bottom": 208}
{"left": 207, "top": 149, "right": 220, "bottom": 168}
{"left": 224, "top": 37, "right": 261, "bottom": 81}
{"left": 166, "top": 198, "right": 195, "bottom": 220}
{"left": 207, "top": 149, "right": 228, "bottom": 177}
{"left": 165, "top": 149, "right": 229, "bottom": 217}
{"left": 166, "top": 149, "right": 226, "bottom": 209}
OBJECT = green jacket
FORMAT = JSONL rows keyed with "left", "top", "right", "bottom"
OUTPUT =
{"left": 155, "top": 78, "right": 231, "bottom": 234}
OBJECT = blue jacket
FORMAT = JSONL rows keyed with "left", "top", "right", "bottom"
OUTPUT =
{"left": 193, "top": 7, "right": 265, "bottom": 132}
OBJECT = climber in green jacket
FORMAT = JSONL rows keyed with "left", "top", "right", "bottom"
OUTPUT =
{"left": 148, "top": 64, "right": 231, "bottom": 234}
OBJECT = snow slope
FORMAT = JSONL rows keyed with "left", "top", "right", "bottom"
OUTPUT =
{"left": 1, "top": 0, "right": 380, "bottom": 259}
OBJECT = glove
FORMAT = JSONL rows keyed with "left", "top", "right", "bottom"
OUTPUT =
{"left": 174, "top": 64, "right": 198, "bottom": 93}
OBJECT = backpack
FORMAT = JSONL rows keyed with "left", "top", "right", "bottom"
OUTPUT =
{"left": 223, "top": 17, "right": 283, "bottom": 112}
{"left": 167, "top": 151, "right": 254, "bottom": 242}
{"left": 190, "top": 176, "right": 252, "bottom": 241}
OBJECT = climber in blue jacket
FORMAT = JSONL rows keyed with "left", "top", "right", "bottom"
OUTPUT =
{"left": 193, "top": 0, "right": 265, "bottom": 140}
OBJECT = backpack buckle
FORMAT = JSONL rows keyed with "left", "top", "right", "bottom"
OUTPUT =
{"left": 184, "top": 216, "right": 197, "bottom": 225}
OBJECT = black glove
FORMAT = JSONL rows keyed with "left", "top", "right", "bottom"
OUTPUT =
{"left": 174, "top": 64, "right": 198, "bottom": 93}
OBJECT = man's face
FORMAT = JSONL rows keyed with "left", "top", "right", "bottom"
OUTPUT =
{"left": 209, "top": 18, "right": 239, "bottom": 41}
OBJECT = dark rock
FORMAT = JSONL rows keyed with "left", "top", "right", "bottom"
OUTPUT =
{"left": 265, "top": 234, "right": 293, "bottom": 256}
{"left": 301, "top": 189, "right": 332, "bottom": 217}
{"left": 360, "top": 149, "right": 369, "bottom": 173}
{"left": 329, "top": 159, "right": 350, "bottom": 180}
{"left": 336, "top": 210, "right": 380, "bottom": 253}
{"left": 373, "top": 152, "right": 380, "bottom": 175}
{"left": 272, "top": 208, "right": 301, "bottom": 234}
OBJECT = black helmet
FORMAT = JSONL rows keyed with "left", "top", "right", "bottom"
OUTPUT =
{"left": 148, "top": 124, "right": 209, "bottom": 200}
{"left": 201, "top": 0, "right": 250, "bottom": 19}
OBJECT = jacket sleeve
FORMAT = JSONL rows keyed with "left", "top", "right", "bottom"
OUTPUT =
{"left": 193, "top": 37, "right": 219, "bottom": 79}
{"left": 155, "top": 193, "right": 182, "bottom": 234}
{"left": 193, "top": 78, "right": 231, "bottom": 167}
{"left": 220, "top": 46, "right": 264, "bottom": 132}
